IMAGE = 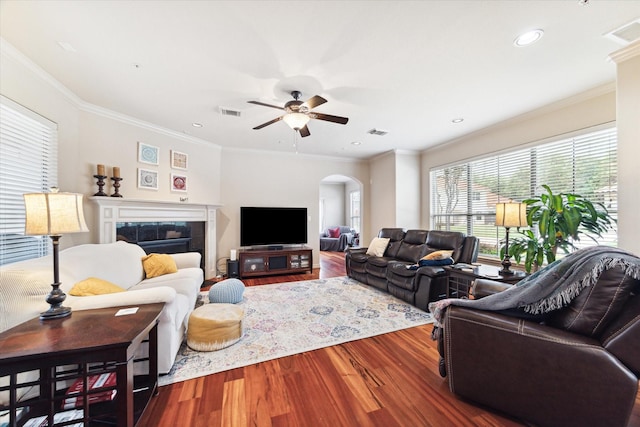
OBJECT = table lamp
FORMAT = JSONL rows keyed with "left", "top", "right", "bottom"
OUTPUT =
{"left": 24, "top": 188, "right": 89, "bottom": 320}
{"left": 495, "top": 202, "right": 527, "bottom": 275}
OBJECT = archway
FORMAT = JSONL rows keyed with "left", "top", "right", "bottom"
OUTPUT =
{"left": 319, "top": 174, "right": 363, "bottom": 251}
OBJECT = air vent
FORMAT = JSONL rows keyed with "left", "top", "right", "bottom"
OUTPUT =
{"left": 367, "top": 128, "right": 389, "bottom": 136}
{"left": 219, "top": 107, "right": 242, "bottom": 117}
{"left": 605, "top": 18, "right": 640, "bottom": 46}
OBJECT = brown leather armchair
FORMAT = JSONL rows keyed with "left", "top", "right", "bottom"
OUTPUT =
{"left": 437, "top": 265, "right": 640, "bottom": 427}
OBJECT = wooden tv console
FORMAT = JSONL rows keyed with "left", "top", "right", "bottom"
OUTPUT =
{"left": 238, "top": 247, "right": 312, "bottom": 278}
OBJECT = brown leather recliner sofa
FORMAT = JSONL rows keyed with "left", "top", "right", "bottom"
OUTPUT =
{"left": 345, "top": 228, "right": 479, "bottom": 311}
{"left": 437, "top": 264, "right": 640, "bottom": 427}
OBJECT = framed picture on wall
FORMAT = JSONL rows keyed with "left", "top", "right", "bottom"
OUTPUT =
{"left": 171, "top": 150, "right": 188, "bottom": 170}
{"left": 138, "top": 168, "right": 158, "bottom": 190}
{"left": 138, "top": 142, "right": 159, "bottom": 165}
{"left": 171, "top": 173, "right": 187, "bottom": 192}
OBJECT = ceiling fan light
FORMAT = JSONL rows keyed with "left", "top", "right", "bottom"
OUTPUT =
{"left": 283, "top": 113, "right": 310, "bottom": 130}
{"left": 514, "top": 29, "right": 544, "bottom": 46}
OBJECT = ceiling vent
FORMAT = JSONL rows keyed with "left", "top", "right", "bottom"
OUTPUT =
{"left": 604, "top": 18, "right": 640, "bottom": 46}
{"left": 367, "top": 128, "right": 389, "bottom": 136}
{"left": 219, "top": 107, "right": 242, "bottom": 117}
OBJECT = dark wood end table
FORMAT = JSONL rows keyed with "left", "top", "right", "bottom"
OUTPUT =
{"left": 0, "top": 303, "right": 164, "bottom": 427}
{"left": 445, "top": 264, "right": 527, "bottom": 298}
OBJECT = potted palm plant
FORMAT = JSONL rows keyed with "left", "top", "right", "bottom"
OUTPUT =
{"left": 504, "top": 185, "right": 616, "bottom": 273}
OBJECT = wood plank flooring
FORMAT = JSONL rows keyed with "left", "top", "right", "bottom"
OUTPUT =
{"left": 138, "top": 251, "right": 640, "bottom": 427}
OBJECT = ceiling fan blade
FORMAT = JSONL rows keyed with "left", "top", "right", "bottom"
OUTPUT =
{"left": 299, "top": 125, "right": 311, "bottom": 137}
{"left": 311, "top": 112, "right": 349, "bottom": 125}
{"left": 252, "top": 116, "right": 283, "bottom": 130}
{"left": 247, "top": 100, "right": 284, "bottom": 111}
{"left": 302, "top": 95, "right": 327, "bottom": 110}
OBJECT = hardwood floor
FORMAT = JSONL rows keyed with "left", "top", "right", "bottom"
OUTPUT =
{"left": 139, "top": 251, "right": 640, "bottom": 427}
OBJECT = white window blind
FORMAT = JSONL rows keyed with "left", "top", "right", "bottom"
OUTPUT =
{"left": 430, "top": 126, "right": 617, "bottom": 258}
{"left": 350, "top": 190, "right": 361, "bottom": 233}
{"left": 0, "top": 96, "right": 58, "bottom": 266}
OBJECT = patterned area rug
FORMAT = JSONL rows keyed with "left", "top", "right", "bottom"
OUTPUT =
{"left": 159, "top": 276, "right": 433, "bottom": 386}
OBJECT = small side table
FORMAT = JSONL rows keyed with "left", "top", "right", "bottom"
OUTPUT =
{"left": 0, "top": 303, "right": 164, "bottom": 427}
{"left": 445, "top": 264, "right": 526, "bottom": 298}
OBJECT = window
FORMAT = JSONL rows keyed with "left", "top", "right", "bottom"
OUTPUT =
{"left": 0, "top": 96, "right": 58, "bottom": 266}
{"left": 349, "top": 190, "right": 360, "bottom": 233}
{"left": 430, "top": 125, "right": 617, "bottom": 258}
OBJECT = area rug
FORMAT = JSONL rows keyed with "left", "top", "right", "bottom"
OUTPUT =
{"left": 159, "top": 276, "right": 433, "bottom": 386}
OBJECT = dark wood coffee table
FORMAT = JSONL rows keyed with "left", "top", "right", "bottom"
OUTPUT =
{"left": 0, "top": 303, "right": 164, "bottom": 427}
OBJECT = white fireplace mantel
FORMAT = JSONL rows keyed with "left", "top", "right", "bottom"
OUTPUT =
{"left": 90, "top": 197, "right": 221, "bottom": 279}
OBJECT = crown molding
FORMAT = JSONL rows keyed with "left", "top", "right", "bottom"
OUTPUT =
{"left": 1, "top": 37, "right": 83, "bottom": 106}
{"left": 608, "top": 40, "right": 640, "bottom": 64}
{"left": 221, "top": 145, "right": 364, "bottom": 163}
{"left": 78, "top": 102, "right": 219, "bottom": 148}
{"left": 1, "top": 37, "right": 219, "bottom": 148}
{"left": 429, "top": 81, "right": 616, "bottom": 151}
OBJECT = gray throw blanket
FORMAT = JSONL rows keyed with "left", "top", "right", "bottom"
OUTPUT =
{"left": 429, "top": 246, "right": 640, "bottom": 340}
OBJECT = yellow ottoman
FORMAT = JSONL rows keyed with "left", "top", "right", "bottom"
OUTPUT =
{"left": 187, "top": 304, "right": 244, "bottom": 351}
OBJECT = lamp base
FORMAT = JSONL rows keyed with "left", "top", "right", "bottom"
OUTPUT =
{"left": 500, "top": 255, "right": 514, "bottom": 275}
{"left": 40, "top": 282, "right": 72, "bottom": 320}
{"left": 40, "top": 305, "right": 72, "bottom": 320}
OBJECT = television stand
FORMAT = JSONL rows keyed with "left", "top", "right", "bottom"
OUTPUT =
{"left": 239, "top": 247, "right": 312, "bottom": 278}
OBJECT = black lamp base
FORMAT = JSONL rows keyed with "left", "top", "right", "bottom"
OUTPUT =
{"left": 40, "top": 305, "right": 72, "bottom": 320}
{"left": 40, "top": 282, "right": 72, "bottom": 320}
{"left": 500, "top": 255, "right": 514, "bottom": 275}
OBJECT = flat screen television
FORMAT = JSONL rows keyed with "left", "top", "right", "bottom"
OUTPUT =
{"left": 240, "top": 207, "right": 308, "bottom": 248}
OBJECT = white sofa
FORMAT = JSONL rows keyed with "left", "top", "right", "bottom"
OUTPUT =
{"left": 0, "top": 241, "right": 203, "bottom": 374}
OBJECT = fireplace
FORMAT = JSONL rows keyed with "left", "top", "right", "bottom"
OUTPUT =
{"left": 116, "top": 221, "right": 205, "bottom": 266}
{"left": 91, "top": 198, "right": 220, "bottom": 279}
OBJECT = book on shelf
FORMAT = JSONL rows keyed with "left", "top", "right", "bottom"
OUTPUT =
{"left": 61, "top": 372, "right": 117, "bottom": 409}
{"left": 22, "top": 409, "right": 83, "bottom": 427}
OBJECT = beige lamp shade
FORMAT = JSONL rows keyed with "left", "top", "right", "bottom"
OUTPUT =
{"left": 282, "top": 113, "right": 310, "bottom": 130}
{"left": 495, "top": 202, "right": 527, "bottom": 228}
{"left": 24, "top": 190, "right": 89, "bottom": 236}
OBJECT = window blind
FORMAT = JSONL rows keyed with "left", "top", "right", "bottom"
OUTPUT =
{"left": 0, "top": 96, "right": 58, "bottom": 266}
{"left": 430, "top": 126, "right": 617, "bottom": 258}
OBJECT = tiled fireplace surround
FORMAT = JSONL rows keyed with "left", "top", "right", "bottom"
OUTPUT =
{"left": 91, "top": 197, "right": 220, "bottom": 279}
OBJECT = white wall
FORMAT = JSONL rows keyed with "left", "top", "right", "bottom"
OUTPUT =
{"left": 319, "top": 183, "right": 346, "bottom": 229}
{"left": 1, "top": 43, "right": 223, "bottom": 248}
{"left": 395, "top": 151, "right": 420, "bottom": 229}
{"left": 612, "top": 42, "right": 640, "bottom": 254}
{"left": 368, "top": 152, "right": 396, "bottom": 238}
{"left": 218, "top": 148, "right": 369, "bottom": 270}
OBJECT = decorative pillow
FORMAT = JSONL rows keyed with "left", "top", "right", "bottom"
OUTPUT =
{"left": 69, "top": 277, "right": 125, "bottom": 296}
{"left": 328, "top": 227, "right": 341, "bottom": 238}
{"left": 142, "top": 253, "right": 178, "bottom": 278}
{"left": 422, "top": 250, "right": 454, "bottom": 261}
{"left": 366, "top": 237, "right": 391, "bottom": 257}
{"left": 418, "top": 257, "right": 454, "bottom": 267}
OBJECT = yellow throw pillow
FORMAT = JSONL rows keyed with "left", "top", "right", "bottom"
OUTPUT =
{"left": 422, "top": 250, "right": 454, "bottom": 261}
{"left": 69, "top": 277, "right": 125, "bottom": 296}
{"left": 366, "top": 237, "right": 391, "bottom": 257}
{"left": 142, "top": 253, "right": 178, "bottom": 278}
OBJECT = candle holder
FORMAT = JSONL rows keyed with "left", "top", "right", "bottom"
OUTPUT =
{"left": 110, "top": 177, "right": 123, "bottom": 197}
{"left": 93, "top": 174, "right": 108, "bottom": 196}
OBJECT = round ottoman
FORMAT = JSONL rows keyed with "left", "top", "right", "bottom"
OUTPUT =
{"left": 209, "top": 278, "right": 245, "bottom": 303}
{"left": 187, "top": 304, "right": 244, "bottom": 351}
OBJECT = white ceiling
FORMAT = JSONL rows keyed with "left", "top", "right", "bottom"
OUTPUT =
{"left": 1, "top": 1, "right": 639, "bottom": 160}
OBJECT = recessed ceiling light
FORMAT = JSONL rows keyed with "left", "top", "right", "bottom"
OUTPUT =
{"left": 514, "top": 29, "right": 544, "bottom": 47}
{"left": 192, "top": 123, "right": 203, "bottom": 128}
{"left": 351, "top": 141, "right": 362, "bottom": 146}
{"left": 451, "top": 118, "right": 464, "bottom": 123}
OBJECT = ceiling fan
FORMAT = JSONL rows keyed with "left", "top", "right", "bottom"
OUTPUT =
{"left": 248, "top": 91, "right": 348, "bottom": 137}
